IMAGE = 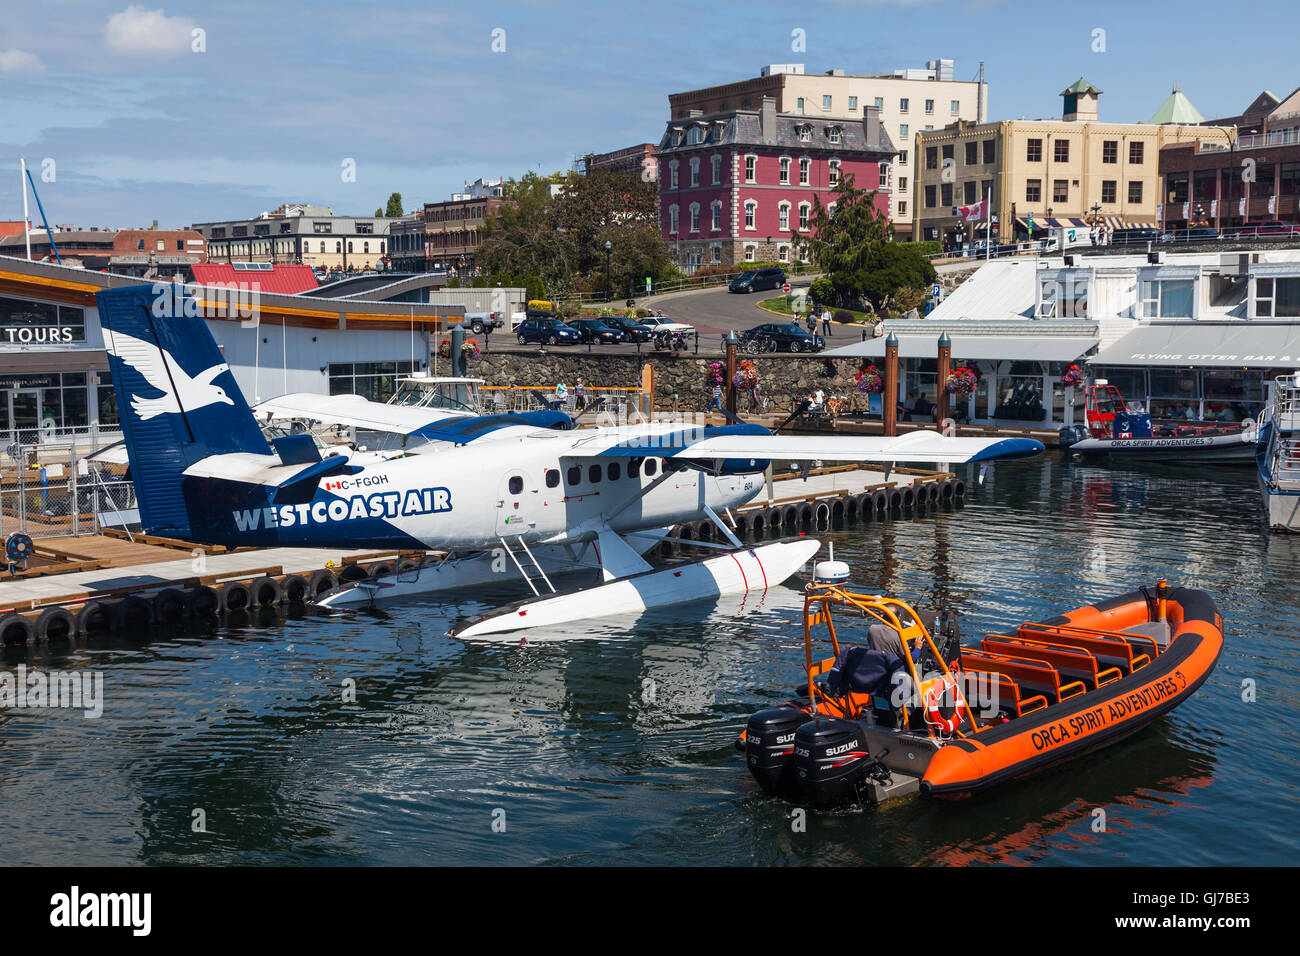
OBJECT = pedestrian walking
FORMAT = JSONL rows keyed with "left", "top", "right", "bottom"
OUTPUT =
{"left": 806, "top": 312, "right": 817, "bottom": 335}
{"left": 707, "top": 382, "right": 724, "bottom": 415}
{"left": 820, "top": 307, "right": 832, "bottom": 336}
{"left": 575, "top": 377, "right": 586, "bottom": 411}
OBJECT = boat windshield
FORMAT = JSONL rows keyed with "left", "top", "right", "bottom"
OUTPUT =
{"left": 388, "top": 378, "right": 483, "bottom": 414}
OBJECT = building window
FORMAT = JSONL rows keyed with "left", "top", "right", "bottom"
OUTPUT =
{"left": 898, "top": 200, "right": 908, "bottom": 216}
{"left": 689, "top": 203, "right": 700, "bottom": 232}
{"left": 711, "top": 155, "right": 721, "bottom": 184}
{"left": 828, "top": 126, "right": 841, "bottom": 144}
{"left": 822, "top": 95, "right": 831, "bottom": 110}
{"left": 798, "top": 124, "right": 811, "bottom": 143}
{"left": 1053, "top": 180, "right": 1068, "bottom": 203}
{"left": 798, "top": 157, "right": 810, "bottom": 185}
{"left": 874, "top": 96, "right": 884, "bottom": 110}
{"left": 669, "top": 205, "right": 679, "bottom": 233}
{"left": 899, "top": 97, "right": 909, "bottom": 112}
{"left": 745, "top": 155, "right": 756, "bottom": 182}
{"left": 798, "top": 202, "right": 810, "bottom": 231}
{"left": 796, "top": 97, "right": 804, "bottom": 114}
{"left": 711, "top": 244, "right": 722, "bottom": 264}
{"left": 829, "top": 160, "right": 840, "bottom": 185}
{"left": 941, "top": 183, "right": 953, "bottom": 207}
{"left": 1255, "top": 277, "right": 1300, "bottom": 317}
{"left": 1103, "top": 140, "right": 1117, "bottom": 164}
{"left": 964, "top": 181, "right": 977, "bottom": 204}
{"left": 686, "top": 126, "right": 703, "bottom": 145}
{"left": 779, "top": 157, "right": 790, "bottom": 184}
{"left": 778, "top": 202, "right": 790, "bottom": 231}
{"left": 926, "top": 146, "right": 938, "bottom": 170}
{"left": 1129, "top": 141, "right": 1145, "bottom": 164}
{"left": 778, "top": 244, "right": 790, "bottom": 262}
{"left": 899, "top": 149, "right": 908, "bottom": 165}
{"left": 827, "top": 202, "right": 837, "bottom": 217}
{"left": 1128, "top": 181, "right": 1143, "bottom": 204}
{"left": 848, "top": 96, "right": 858, "bottom": 111}
{"left": 1054, "top": 139, "right": 1069, "bottom": 163}
{"left": 951, "top": 99, "right": 961, "bottom": 115}
{"left": 965, "top": 141, "right": 977, "bottom": 165}
{"left": 925, "top": 99, "right": 935, "bottom": 114}
{"left": 925, "top": 184, "right": 937, "bottom": 207}
{"left": 899, "top": 124, "right": 909, "bottom": 139}
{"left": 690, "top": 157, "right": 699, "bottom": 187}
{"left": 328, "top": 361, "right": 417, "bottom": 402}
{"left": 899, "top": 176, "right": 908, "bottom": 191}
{"left": 1026, "top": 138, "right": 1042, "bottom": 162}
{"left": 982, "top": 140, "right": 995, "bottom": 164}
{"left": 1141, "top": 278, "right": 1195, "bottom": 318}
{"left": 744, "top": 244, "right": 756, "bottom": 262}
{"left": 136, "top": 239, "right": 144, "bottom": 250}
{"left": 669, "top": 160, "right": 678, "bottom": 188}
{"left": 1101, "top": 180, "right": 1117, "bottom": 204}
{"left": 711, "top": 201, "right": 721, "bottom": 231}
{"left": 744, "top": 201, "right": 756, "bottom": 230}
{"left": 1025, "top": 179, "right": 1042, "bottom": 203}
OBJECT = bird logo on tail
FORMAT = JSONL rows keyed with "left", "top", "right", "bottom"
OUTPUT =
{"left": 105, "top": 331, "right": 234, "bottom": 421}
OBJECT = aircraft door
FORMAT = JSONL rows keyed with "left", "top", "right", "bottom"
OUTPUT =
{"left": 496, "top": 469, "right": 536, "bottom": 535}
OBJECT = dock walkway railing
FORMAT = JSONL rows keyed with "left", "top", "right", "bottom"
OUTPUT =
{"left": 1, "top": 440, "right": 136, "bottom": 541}
{"left": 1263, "top": 375, "right": 1300, "bottom": 486}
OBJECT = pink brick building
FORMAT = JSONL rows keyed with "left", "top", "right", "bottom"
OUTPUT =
{"left": 656, "top": 96, "right": 895, "bottom": 272}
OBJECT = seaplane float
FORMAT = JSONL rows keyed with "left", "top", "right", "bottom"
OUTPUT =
{"left": 95, "top": 282, "right": 1043, "bottom": 640}
{"left": 740, "top": 563, "right": 1222, "bottom": 806}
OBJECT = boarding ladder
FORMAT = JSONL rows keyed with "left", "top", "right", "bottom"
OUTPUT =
{"left": 498, "top": 535, "right": 556, "bottom": 597}
{"left": 1264, "top": 374, "right": 1300, "bottom": 487}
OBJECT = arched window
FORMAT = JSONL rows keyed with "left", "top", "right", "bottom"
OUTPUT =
{"left": 829, "top": 160, "right": 841, "bottom": 186}
{"left": 779, "top": 157, "right": 790, "bottom": 184}
{"left": 798, "top": 157, "right": 810, "bottom": 186}
{"left": 689, "top": 203, "right": 700, "bottom": 233}
{"left": 669, "top": 204, "right": 679, "bottom": 234}
{"left": 744, "top": 201, "right": 756, "bottom": 230}
{"left": 798, "top": 202, "right": 811, "bottom": 232}
{"left": 711, "top": 155, "right": 722, "bottom": 184}
{"left": 778, "top": 202, "right": 790, "bottom": 231}
{"left": 689, "top": 157, "right": 699, "bottom": 187}
{"left": 669, "top": 160, "right": 679, "bottom": 188}
{"left": 710, "top": 201, "right": 722, "bottom": 231}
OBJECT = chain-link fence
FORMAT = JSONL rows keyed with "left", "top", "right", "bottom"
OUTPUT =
{"left": 1, "top": 439, "right": 137, "bottom": 541}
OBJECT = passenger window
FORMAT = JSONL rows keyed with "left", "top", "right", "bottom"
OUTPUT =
{"left": 588, "top": 464, "right": 602, "bottom": 483}
{"left": 566, "top": 465, "right": 581, "bottom": 486}
{"left": 607, "top": 462, "right": 621, "bottom": 481}
{"left": 644, "top": 458, "right": 657, "bottom": 476}
{"left": 545, "top": 469, "right": 560, "bottom": 488}
{"left": 629, "top": 458, "right": 641, "bottom": 478}
{"left": 508, "top": 476, "right": 523, "bottom": 495}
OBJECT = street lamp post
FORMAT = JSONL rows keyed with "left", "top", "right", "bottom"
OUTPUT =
{"left": 604, "top": 240, "right": 612, "bottom": 303}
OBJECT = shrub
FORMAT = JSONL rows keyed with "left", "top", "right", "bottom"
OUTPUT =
{"left": 833, "top": 310, "right": 855, "bottom": 325}
{"left": 528, "top": 299, "right": 554, "bottom": 311}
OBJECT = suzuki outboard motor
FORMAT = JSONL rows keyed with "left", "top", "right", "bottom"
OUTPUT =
{"left": 745, "top": 705, "right": 806, "bottom": 796}
{"left": 792, "top": 717, "right": 874, "bottom": 808}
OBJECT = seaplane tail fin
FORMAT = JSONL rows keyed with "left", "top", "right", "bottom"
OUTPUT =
{"left": 96, "top": 283, "right": 273, "bottom": 541}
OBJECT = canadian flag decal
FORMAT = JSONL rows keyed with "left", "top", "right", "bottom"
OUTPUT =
{"left": 325, "top": 481, "right": 342, "bottom": 490}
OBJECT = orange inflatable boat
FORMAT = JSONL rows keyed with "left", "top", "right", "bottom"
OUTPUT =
{"left": 738, "top": 572, "right": 1222, "bottom": 807}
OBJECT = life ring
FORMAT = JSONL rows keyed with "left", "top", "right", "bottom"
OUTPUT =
{"left": 922, "top": 674, "right": 968, "bottom": 734}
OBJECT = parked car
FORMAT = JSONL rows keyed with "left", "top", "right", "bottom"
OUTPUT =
{"left": 602, "top": 314, "right": 653, "bottom": 342}
{"left": 1110, "top": 227, "right": 1164, "bottom": 246}
{"left": 516, "top": 317, "right": 582, "bottom": 346}
{"left": 740, "top": 322, "right": 824, "bottom": 353}
{"left": 640, "top": 315, "right": 695, "bottom": 336}
{"left": 1231, "top": 220, "right": 1300, "bottom": 238}
{"left": 452, "top": 311, "right": 503, "bottom": 335}
{"left": 1161, "top": 227, "right": 1222, "bottom": 243}
{"left": 729, "top": 267, "right": 787, "bottom": 294}
{"left": 566, "top": 318, "right": 624, "bottom": 344}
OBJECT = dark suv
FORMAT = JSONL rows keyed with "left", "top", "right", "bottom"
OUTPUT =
{"left": 729, "top": 267, "right": 787, "bottom": 294}
{"left": 566, "top": 318, "right": 624, "bottom": 344}
{"left": 516, "top": 317, "right": 581, "bottom": 345}
{"left": 740, "top": 322, "right": 824, "bottom": 353}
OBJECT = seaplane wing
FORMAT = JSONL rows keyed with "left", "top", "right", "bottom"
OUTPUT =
{"left": 561, "top": 424, "right": 1044, "bottom": 464}
{"left": 254, "top": 393, "right": 461, "bottom": 435}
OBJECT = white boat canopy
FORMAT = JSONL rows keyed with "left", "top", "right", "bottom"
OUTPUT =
{"left": 1091, "top": 323, "right": 1300, "bottom": 368}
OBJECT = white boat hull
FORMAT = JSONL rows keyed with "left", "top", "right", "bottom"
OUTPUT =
{"left": 451, "top": 537, "right": 821, "bottom": 639}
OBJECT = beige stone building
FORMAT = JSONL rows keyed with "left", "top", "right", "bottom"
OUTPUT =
{"left": 911, "top": 80, "right": 1211, "bottom": 244}
{"left": 670, "top": 61, "right": 986, "bottom": 237}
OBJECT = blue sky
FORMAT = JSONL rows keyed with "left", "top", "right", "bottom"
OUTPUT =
{"left": 2, "top": 0, "right": 1298, "bottom": 228}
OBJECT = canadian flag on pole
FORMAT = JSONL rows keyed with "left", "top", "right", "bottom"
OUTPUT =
{"left": 956, "top": 198, "right": 988, "bottom": 222}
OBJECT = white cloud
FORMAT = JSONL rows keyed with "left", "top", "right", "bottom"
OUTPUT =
{"left": 105, "top": 5, "right": 196, "bottom": 57}
{"left": 0, "top": 48, "right": 44, "bottom": 75}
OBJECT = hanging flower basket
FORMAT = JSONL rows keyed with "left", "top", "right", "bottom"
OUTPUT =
{"left": 945, "top": 366, "right": 978, "bottom": 395}
{"left": 1061, "top": 363, "right": 1085, "bottom": 388}
{"left": 854, "top": 365, "right": 884, "bottom": 393}
{"left": 706, "top": 362, "right": 725, "bottom": 387}
{"left": 439, "top": 337, "right": 481, "bottom": 360}
{"left": 732, "top": 360, "right": 759, "bottom": 392}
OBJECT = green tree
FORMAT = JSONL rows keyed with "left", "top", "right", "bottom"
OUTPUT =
{"left": 385, "top": 192, "right": 404, "bottom": 217}
{"left": 374, "top": 207, "right": 383, "bottom": 217}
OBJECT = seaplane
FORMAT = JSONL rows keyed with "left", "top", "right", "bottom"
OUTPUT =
{"left": 96, "top": 284, "right": 1044, "bottom": 639}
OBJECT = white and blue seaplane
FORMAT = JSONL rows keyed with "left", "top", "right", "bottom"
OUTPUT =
{"left": 97, "top": 284, "right": 1043, "bottom": 638}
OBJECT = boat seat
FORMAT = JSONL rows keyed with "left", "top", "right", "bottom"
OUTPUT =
{"left": 983, "top": 635, "right": 1123, "bottom": 690}
{"left": 1017, "top": 624, "right": 1152, "bottom": 675}
{"left": 962, "top": 669, "right": 1049, "bottom": 718}
{"left": 959, "top": 648, "right": 1086, "bottom": 705}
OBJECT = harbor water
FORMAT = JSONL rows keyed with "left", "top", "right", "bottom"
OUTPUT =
{"left": 1, "top": 453, "right": 1296, "bottom": 865}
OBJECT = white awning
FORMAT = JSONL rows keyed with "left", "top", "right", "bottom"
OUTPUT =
{"left": 1091, "top": 323, "right": 1300, "bottom": 368}
{"left": 823, "top": 334, "right": 1096, "bottom": 363}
